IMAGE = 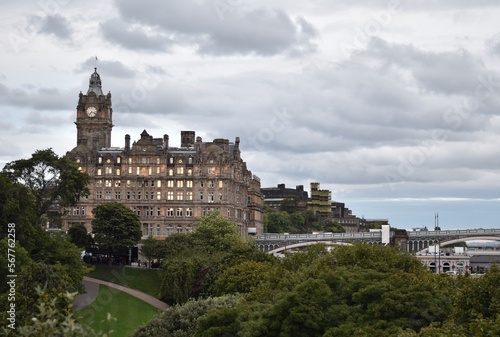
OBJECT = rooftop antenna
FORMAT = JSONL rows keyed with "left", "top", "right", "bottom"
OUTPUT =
{"left": 434, "top": 212, "right": 440, "bottom": 231}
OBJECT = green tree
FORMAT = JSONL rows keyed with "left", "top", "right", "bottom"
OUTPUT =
{"left": 68, "top": 223, "right": 93, "bottom": 250}
{"left": 91, "top": 202, "right": 141, "bottom": 260}
{"left": 2, "top": 149, "right": 89, "bottom": 226}
{"left": 280, "top": 195, "right": 299, "bottom": 214}
{"left": 0, "top": 173, "right": 38, "bottom": 252}
{"left": 141, "top": 236, "right": 161, "bottom": 268}
{"left": 2, "top": 287, "right": 101, "bottom": 337}
{"left": 191, "top": 211, "right": 247, "bottom": 252}
{"left": 265, "top": 211, "right": 292, "bottom": 233}
{"left": 133, "top": 295, "right": 242, "bottom": 337}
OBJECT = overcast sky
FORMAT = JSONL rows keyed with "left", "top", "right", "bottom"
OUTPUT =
{"left": 1, "top": 0, "right": 500, "bottom": 230}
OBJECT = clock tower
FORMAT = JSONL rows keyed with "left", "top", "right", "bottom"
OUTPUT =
{"left": 75, "top": 68, "right": 113, "bottom": 153}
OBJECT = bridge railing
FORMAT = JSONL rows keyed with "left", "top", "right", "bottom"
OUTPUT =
{"left": 255, "top": 232, "right": 382, "bottom": 242}
{"left": 408, "top": 229, "right": 500, "bottom": 238}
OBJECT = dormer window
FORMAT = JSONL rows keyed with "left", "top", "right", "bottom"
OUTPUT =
{"left": 98, "top": 156, "right": 102, "bottom": 164}
{"left": 117, "top": 157, "right": 121, "bottom": 164}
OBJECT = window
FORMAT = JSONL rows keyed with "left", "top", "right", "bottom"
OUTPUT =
{"left": 146, "top": 207, "right": 154, "bottom": 217}
{"left": 208, "top": 192, "right": 214, "bottom": 203}
{"left": 157, "top": 192, "right": 161, "bottom": 200}
{"left": 114, "top": 180, "right": 121, "bottom": 187}
{"left": 177, "top": 191, "right": 183, "bottom": 200}
{"left": 167, "top": 208, "right": 174, "bottom": 217}
{"left": 98, "top": 157, "right": 102, "bottom": 164}
{"left": 167, "top": 180, "right": 174, "bottom": 188}
{"left": 157, "top": 158, "right": 160, "bottom": 165}
{"left": 177, "top": 180, "right": 184, "bottom": 188}
{"left": 219, "top": 181, "right": 223, "bottom": 188}
{"left": 200, "top": 181, "right": 204, "bottom": 188}
{"left": 148, "top": 167, "right": 152, "bottom": 175}
{"left": 126, "top": 191, "right": 131, "bottom": 200}
{"left": 156, "top": 167, "right": 160, "bottom": 174}
{"left": 168, "top": 169, "right": 173, "bottom": 176}
{"left": 105, "top": 191, "right": 111, "bottom": 200}
{"left": 138, "top": 191, "right": 142, "bottom": 200}
{"left": 187, "top": 169, "right": 192, "bottom": 176}
{"left": 157, "top": 180, "right": 162, "bottom": 188}
{"left": 116, "top": 168, "right": 121, "bottom": 175}
{"left": 157, "top": 207, "right": 161, "bottom": 216}
{"left": 105, "top": 167, "right": 113, "bottom": 175}
{"left": 200, "top": 192, "right": 203, "bottom": 200}
{"left": 115, "top": 191, "right": 121, "bottom": 200}
{"left": 167, "top": 191, "right": 174, "bottom": 200}
{"left": 187, "top": 191, "right": 193, "bottom": 200}
{"left": 156, "top": 225, "right": 161, "bottom": 236}
{"left": 117, "top": 157, "right": 121, "bottom": 164}
{"left": 96, "top": 191, "right": 102, "bottom": 199}
{"left": 176, "top": 167, "right": 184, "bottom": 175}
{"left": 128, "top": 167, "right": 132, "bottom": 174}
{"left": 128, "top": 158, "right": 132, "bottom": 164}
{"left": 176, "top": 208, "right": 183, "bottom": 217}
{"left": 186, "top": 180, "right": 193, "bottom": 188}
{"left": 186, "top": 208, "right": 193, "bottom": 217}
{"left": 219, "top": 192, "right": 223, "bottom": 201}
{"left": 97, "top": 169, "right": 102, "bottom": 176}
{"left": 126, "top": 180, "right": 131, "bottom": 187}
{"left": 96, "top": 179, "right": 103, "bottom": 187}
{"left": 188, "top": 157, "right": 193, "bottom": 164}
{"left": 169, "top": 156, "right": 174, "bottom": 164}
{"left": 209, "top": 181, "right": 214, "bottom": 188}
{"left": 208, "top": 167, "right": 215, "bottom": 174}
{"left": 105, "top": 180, "right": 112, "bottom": 187}
{"left": 150, "top": 192, "right": 154, "bottom": 200}
{"left": 136, "top": 167, "right": 140, "bottom": 175}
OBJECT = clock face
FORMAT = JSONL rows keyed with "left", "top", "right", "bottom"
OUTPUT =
{"left": 86, "top": 106, "right": 97, "bottom": 117}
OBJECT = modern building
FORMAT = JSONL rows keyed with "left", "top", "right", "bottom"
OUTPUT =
{"left": 261, "top": 183, "right": 308, "bottom": 211}
{"left": 63, "top": 68, "right": 264, "bottom": 238}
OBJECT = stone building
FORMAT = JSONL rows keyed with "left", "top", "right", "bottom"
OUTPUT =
{"left": 63, "top": 68, "right": 264, "bottom": 238}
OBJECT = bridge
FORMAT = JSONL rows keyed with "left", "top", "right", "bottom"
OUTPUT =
{"left": 254, "top": 228, "right": 500, "bottom": 254}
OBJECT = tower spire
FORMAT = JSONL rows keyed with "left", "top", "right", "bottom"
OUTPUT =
{"left": 87, "top": 67, "right": 103, "bottom": 96}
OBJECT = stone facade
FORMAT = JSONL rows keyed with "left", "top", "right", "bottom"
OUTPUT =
{"left": 63, "top": 69, "right": 264, "bottom": 238}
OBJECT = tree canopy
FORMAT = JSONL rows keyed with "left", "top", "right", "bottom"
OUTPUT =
{"left": 91, "top": 202, "right": 142, "bottom": 257}
{"left": 2, "top": 148, "right": 89, "bottom": 226}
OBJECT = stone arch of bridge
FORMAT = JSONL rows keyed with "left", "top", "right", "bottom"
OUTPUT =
{"left": 415, "top": 236, "right": 500, "bottom": 254}
{"left": 267, "top": 241, "right": 354, "bottom": 254}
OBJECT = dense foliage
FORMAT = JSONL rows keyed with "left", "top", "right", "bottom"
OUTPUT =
{"left": 2, "top": 148, "right": 89, "bottom": 226}
{"left": 0, "top": 150, "right": 88, "bottom": 334}
{"left": 139, "top": 236, "right": 500, "bottom": 337}
{"left": 91, "top": 202, "right": 142, "bottom": 257}
{"left": 158, "top": 211, "right": 269, "bottom": 305}
{"left": 264, "top": 197, "right": 345, "bottom": 234}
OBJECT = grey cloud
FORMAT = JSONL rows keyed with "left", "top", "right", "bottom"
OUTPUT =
{"left": 114, "top": 0, "right": 318, "bottom": 56}
{"left": 39, "top": 14, "right": 72, "bottom": 40}
{"left": 0, "top": 83, "right": 73, "bottom": 110}
{"left": 76, "top": 58, "right": 135, "bottom": 78}
{"left": 486, "top": 33, "right": 500, "bottom": 57}
{"left": 100, "top": 19, "right": 174, "bottom": 52}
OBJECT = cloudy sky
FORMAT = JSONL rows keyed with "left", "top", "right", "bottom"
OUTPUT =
{"left": 1, "top": 0, "right": 500, "bottom": 230}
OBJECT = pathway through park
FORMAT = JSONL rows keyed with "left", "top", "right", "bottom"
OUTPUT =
{"left": 73, "top": 276, "right": 168, "bottom": 311}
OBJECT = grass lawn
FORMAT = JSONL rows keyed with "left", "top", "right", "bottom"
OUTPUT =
{"left": 76, "top": 285, "right": 160, "bottom": 337}
{"left": 87, "top": 265, "right": 161, "bottom": 298}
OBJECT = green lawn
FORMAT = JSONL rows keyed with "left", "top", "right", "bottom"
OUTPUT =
{"left": 76, "top": 285, "right": 160, "bottom": 337}
{"left": 86, "top": 265, "right": 161, "bottom": 298}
